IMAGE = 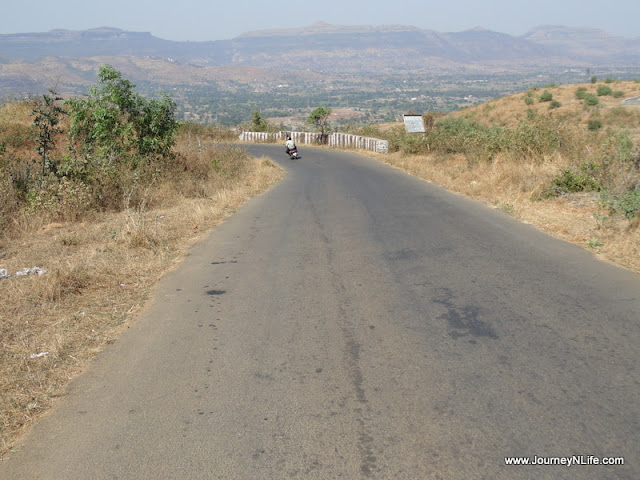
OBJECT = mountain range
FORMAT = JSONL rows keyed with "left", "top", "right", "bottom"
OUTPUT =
{"left": 1, "top": 23, "right": 639, "bottom": 97}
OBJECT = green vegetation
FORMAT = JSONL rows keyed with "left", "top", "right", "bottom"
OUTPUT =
{"left": 306, "top": 106, "right": 333, "bottom": 136}
{"left": 0, "top": 65, "right": 234, "bottom": 230}
{"left": 539, "top": 91, "right": 554, "bottom": 102}
{"left": 588, "top": 119, "right": 602, "bottom": 131}
{"left": 549, "top": 163, "right": 602, "bottom": 195}
{"left": 245, "top": 109, "right": 283, "bottom": 133}
{"left": 584, "top": 94, "right": 599, "bottom": 106}
{"left": 32, "top": 89, "right": 66, "bottom": 178}
{"left": 602, "top": 190, "right": 640, "bottom": 220}
{"left": 597, "top": 85, "right": 613, "bottom": 96}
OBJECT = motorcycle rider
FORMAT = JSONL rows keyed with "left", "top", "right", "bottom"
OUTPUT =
{"left": 285, "top": 136, "right": 296, "bottom": 156}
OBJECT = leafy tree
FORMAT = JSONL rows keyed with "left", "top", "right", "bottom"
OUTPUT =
{"left": 67, "top": 65, "right": 177, "bottom": 166}
{"left": 32, "top": 89, "right": 66, "bottom": 178}
{"left": 134, "top": 93, "right": 179, "bottom": 157}
{"left": 306, "top": 106, "right": 332, "bottom": 136}
{"left": 250, "top": 110, "right": 269, "bottom": 132}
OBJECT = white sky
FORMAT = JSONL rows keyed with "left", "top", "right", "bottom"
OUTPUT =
{"left": 1, "top": 0, "right": 638, "bottom": 41}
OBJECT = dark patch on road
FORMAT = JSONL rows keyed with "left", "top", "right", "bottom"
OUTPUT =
{"left": 346, "top": 339, "right": 368, "bottom": 405}
{"left": 206, "top": 290, "right": 226, "bottom": 296}
{"left": 434, "top": 288, "right": 498, "bottom": 339}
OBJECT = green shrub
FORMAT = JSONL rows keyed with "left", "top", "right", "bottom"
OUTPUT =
{"left": 601, "top": 190, "right": 640, "bottom": 220}
{"left": 539, "top": 91, "right": 553, "bottom": 102}
{"left": 588, "top": 119, "right": 602, "bottom": 130}
{"left": 549, "top": 100, "right": 561, "bottom": 109}
{"left": 67, "top": 65, "right": 178, "bottom": 165}
{"left": 591, "top": 76, "right": 598, "bottom": 84}
{"left": 549, "top": 163, "right": 601, "bottom": 195}
{"left": 597, "top": 85, "right": 613, "bottom": 96}
{"left": 399, "top": 134, "right": 431, "bottom": 155}
{"left": 506, "top": 113, "right": 566, "bottom": 159}
{"left": 612, "top": 91, "right": 624, "bottom": 98}
{"left": 524, "top": 96, "right": 534, "bottom": 105}
{"left": 575, "top": 87, "right": 588, "bottom": 100}
{"left": 428, "top": 116, "right": 504, "bottom": 163}
{"left": 584, "top": 94, "right": 599, "bottom": 106}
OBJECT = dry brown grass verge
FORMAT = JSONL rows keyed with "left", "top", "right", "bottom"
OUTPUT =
{"left": 373, "top": 150, "right": 640, "bottom": 274}
{"left": 0, "top": 149, "right": 284, "bottom": 457}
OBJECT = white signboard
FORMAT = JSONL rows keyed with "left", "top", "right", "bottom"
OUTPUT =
{"left": 403, "top": 115, "right": 426, "bottom": 133}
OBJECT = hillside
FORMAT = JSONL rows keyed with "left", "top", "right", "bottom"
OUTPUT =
{"left": 452, "top": 80, "right": 640, "bottom": 143}
{"left": 1, "top": 24, "right": 640, "bottom": 95}
{"left": 2, "top": 24, "right": 639, "bottom": 70}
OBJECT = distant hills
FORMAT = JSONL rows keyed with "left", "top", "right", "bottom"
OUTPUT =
{"left": 1, "top": 23, "right": 639, "bottom": 97}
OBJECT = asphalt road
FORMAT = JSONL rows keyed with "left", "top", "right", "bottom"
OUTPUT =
{"left": 1, "top": 145, "right": 639, "bottom": 479}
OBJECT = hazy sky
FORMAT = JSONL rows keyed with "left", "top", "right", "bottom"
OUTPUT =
{"left": 1, "top": 0, "right": 638, "bottom": 41}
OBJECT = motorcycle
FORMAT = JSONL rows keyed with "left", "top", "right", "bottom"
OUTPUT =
{"left": 287, "top": 147, "right": 299, "bottom": 160}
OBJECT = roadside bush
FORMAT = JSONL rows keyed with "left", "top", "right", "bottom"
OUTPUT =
{"left": 429, "top": 112, "right": 580, "bottom": 165}
{"left": 505, "top": 113, "right": 566, "bottom": 160}
{"left": 0, "top": 65, "right": 184, "bottom": 238}
{"left": 549, "top": 100, "right": 562, "bottom": 109}
{"left": 24, "top": 176, "right": 95, "bottom": 221}
{"left": 429, "top": 116, "right": 504, "bottom": 163}
{"left": 67, "top": 65, "right": 178, "bottom": 170}
{"left": 601, "top": 189, "right": 640, "bottom": 220}
{"left": 548, "top": 163, "right": 601, "bottom": 196}
{"left": 398, "top": 134, "right": 431, "bottom": 155}
{"left": 61, "top": 65, "right": 179, "bottom": 209}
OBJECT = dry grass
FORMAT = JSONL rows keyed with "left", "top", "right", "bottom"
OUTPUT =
{"left": 0, "top": 137, "right": 284, "bottom": 456}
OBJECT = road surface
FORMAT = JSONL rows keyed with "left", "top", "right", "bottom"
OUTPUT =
{"left": 1, "top": 145, "right": 638, "bottom": 479}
